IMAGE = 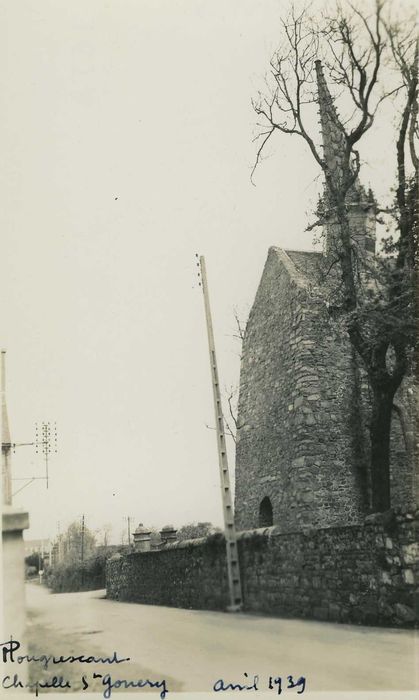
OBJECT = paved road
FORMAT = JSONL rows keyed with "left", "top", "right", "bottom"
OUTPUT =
{"left": 25, "top": 584, "right": 418, "bottom": 694}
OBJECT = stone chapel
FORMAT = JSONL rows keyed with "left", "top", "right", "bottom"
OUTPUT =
{"left": 234, "top": 61, "right": 417, "bottom": 533}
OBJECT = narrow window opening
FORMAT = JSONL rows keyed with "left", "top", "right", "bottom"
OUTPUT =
{"left": 259, "top": 496, "right": 273, "bottom": 527}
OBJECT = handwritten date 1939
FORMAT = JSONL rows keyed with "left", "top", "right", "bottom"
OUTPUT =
{"left": 213, "top": 673, "right": 306, "bottom": 694}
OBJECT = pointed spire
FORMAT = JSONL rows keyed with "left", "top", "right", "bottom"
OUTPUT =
{"left": 314, "top": 60, "right": 347, "bottom": 182}
{"left": 314, "top": 61, "right": 376, "bottom": 257}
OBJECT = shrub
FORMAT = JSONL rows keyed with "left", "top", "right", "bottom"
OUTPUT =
{"left": 46, "top": 552, "right": 110, "bottom": 593}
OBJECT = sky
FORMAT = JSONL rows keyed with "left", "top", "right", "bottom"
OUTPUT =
{"left": 1, "top": 0, "right": 397, "bottom": 544}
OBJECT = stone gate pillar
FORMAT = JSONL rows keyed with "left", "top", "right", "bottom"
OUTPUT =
{"left": 2, "top": 505, "right": 30, "bottom": 683}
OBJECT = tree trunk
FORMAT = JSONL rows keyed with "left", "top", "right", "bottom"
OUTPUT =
{"left": 369, "top": 385, "right": 395, "bottom": 512}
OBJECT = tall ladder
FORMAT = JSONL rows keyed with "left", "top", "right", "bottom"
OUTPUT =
{"left": 198, "top": 255, "right": 243, "bottom": 612}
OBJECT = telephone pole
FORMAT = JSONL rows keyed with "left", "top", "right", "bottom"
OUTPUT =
{"left": 197, "top": 255, "right": 243, "bottom": 612}
{"left": 123, "top": 516, "right": 133, "bottom": 549}
{"left": 1, "top": 350, "right": 12, "bottom": 505}
{"left": 80, "top": 515, "right": 85, "bottom": 587}
{"left": 81, "top": 514, "right": 85, "bottom": 564}
{"left": 57, "top": 521, "right": 63, "bottom": 563}
{"left": 35, "top": 421, "right": 58, "bottom": 489}
{"left": 2, "top": 351, "right": 57, "bottom": 502}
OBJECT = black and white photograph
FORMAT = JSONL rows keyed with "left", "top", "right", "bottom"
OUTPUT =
{"left": 1, "top": 0, "right": 418, "bottom": 697}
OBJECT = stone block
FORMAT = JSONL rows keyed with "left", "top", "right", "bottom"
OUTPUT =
{"left": 313, "top": 606, "right": 329, "bottom": 621}
{"left": 394, "top": 603, "right": 416, "bottom": 623}
{"left": 292, "top": 456, "right": 306, "bottom": 468}
{"left": 328, "top": 603, "right": 341, "bottom": 621}
{"left": 402, "top": 543, "right": 419, "bottom": 565}
{"left": 402, "top": 569, "right": 415, "bottom": 585}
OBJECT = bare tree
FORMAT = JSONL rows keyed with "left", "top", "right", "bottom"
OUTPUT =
{"left": 96, "top": 522, "right": 113, "bottom": 547}
{"left": 205, "top": 307, "right": 248, "bottom": 443}
{"left": 221, "top": 308, "right": 248, "bottom": 442}
{"left": 252, "top": 1, "right": 418, "bottom": 512}
{"left": 221, "top": 384, "right": 246, "bottom": 444}
{"left": 232, "top": 306, "right": 246, "bottom": 344}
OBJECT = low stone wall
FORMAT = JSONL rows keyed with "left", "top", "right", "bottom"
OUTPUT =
{"left": 107, "top": 534, "right": 229, "bottom": 610}
{"left": 106, "top": 509, "right": 418, "bottom": 627}
{"left": 239, "top": 510, "right": 418, "bottom": 626}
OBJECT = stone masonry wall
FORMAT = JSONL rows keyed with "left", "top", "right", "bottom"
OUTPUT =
{"left": 235, "top": 247, "right": 367, "bottom": 532}
{"left": 107, "top": 534, "right": 229, "bottom": 610}
{"left": 234, "top": 246, "right": 417, "bottom": 532}
{"left": 106, "top": 511, "right": 418, "bottom": 628}
{"left": 390, "top": 375, "right": 418, "bottom": 511}
{"left": 239, "top": 511, "right": 418, "bottom": 627}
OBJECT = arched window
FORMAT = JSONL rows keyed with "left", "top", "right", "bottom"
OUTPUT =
{"left": 258, "top": 496, "right": 273, "bottom": 527}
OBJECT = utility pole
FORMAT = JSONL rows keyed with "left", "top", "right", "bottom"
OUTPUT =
{"left": 10, "top": 421, "right": 58, "bottom": 498}
{"left": 1, "top": 351, "right": 57, "bottom": 501}
{"left": 39, "top": 540, "right": 44, "bottom": 584}
{"left": 80, "top": 515, "right": 85, "bottom": 587}
{"left": 123, "top": 516, "right": 133, "bottom": 549}
{"left": 0, "top": 351, "right": 2, "bottom": 508}
{"left": 81, "top": 514, "right": 85, "bottom": 564}
{"left": 35, "top": 421, "right": 57, "bottom": 490}
{"left": 197, "top": 255, "right": 243, "bottom": 612}
{"left": 1, "top": 350, "right": 12, "bottom": 505}
{"left": 57, "top": 521, "right": 63, "bottom": 563}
